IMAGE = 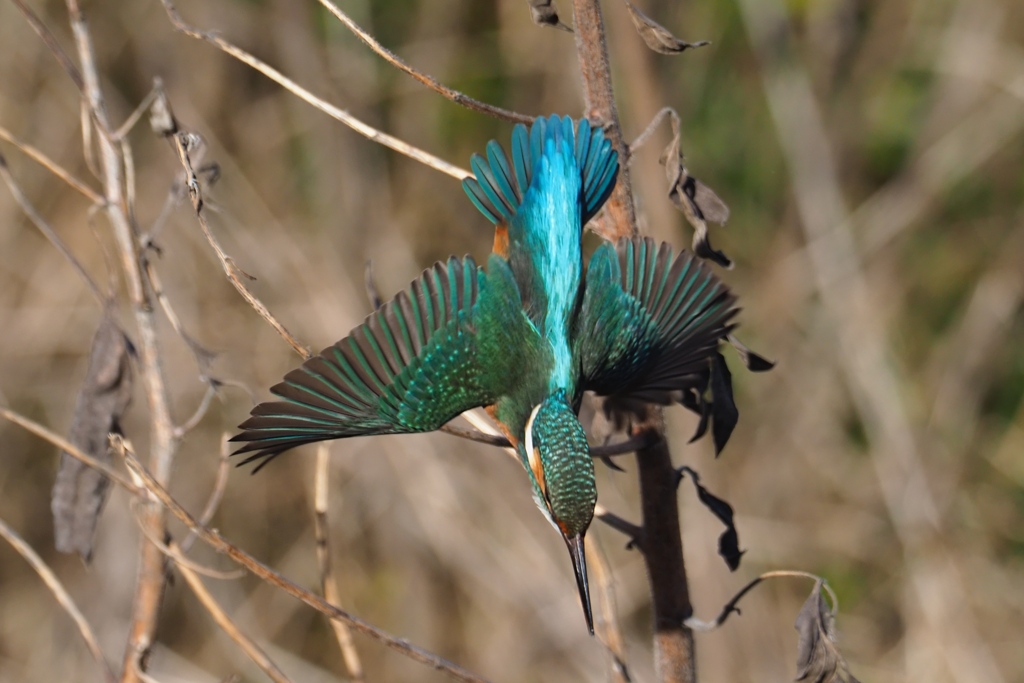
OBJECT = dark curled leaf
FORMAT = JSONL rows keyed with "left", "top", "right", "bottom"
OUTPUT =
{"left": 623, "top": 1, "right": 710, "bottom": 55}
{"left": 728, "top": 334, "right": 776, "bottom": 372}
{"left": 795, "top": 581, "right": 861, "bottom": 683}
{"left": 679, "top": 466, "right": 744, "bottom": 571}
{"left": 709, "top": 352, "right": 738, "bottom": 455}
{"left": 527, "top": 0, "right": 572, "bottom": 32}
{"left": 51, "top": 311, "right": 133, "bottom": 561}
{"left": 661, "top": 111, "right": 733, "bottom": 268}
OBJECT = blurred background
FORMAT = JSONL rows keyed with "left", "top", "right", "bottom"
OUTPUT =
{"left": 1, "top": 0, "right": 1022, "bottom": 681}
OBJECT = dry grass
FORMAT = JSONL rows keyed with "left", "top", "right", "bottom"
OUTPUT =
{"left": 1, "top": 0, "right": 1022, "bottom": 681}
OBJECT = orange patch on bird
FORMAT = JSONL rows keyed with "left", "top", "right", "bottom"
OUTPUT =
{"left": 485, "top": 404, "right": 518, "bottom": 448}
{"left": 492, "top": 224, "right": 510, "bottom": 258}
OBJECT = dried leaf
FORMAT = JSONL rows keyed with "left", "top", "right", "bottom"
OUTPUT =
{"left": 728, "top": 334, "right": 776, "bottom": 372}
{"left": 661, "top": 111, "right": 733, "bottom": 268}
{"left": 51, "top": 312, "right": 133, "bottom": 561}
{"left": 527, "top": 0, "right": 572, "bottom": 32}
{"left": 709, "top": 352, "right": 738, "bottom": 455}
{"left": 624, "top": 1, "right": 709, "bottom": 54}
{"left": 679, "top": 466, "right": 744, "bottom": 571}
{"left": 795, "top": 582, "right": 861, "bottom": 683}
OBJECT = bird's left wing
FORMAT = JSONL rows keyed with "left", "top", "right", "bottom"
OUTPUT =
{"left": 232, "top": 256, "right": 514, "bottom": 470}
{"left": 576, "top": 237, "right": 738, "bottom": 435}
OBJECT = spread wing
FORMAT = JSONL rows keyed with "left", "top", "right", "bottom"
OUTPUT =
{"left": 232, "top": 257, "right": 503, "bottom": 470}
{"left": 576, "top": 237, "right": 738, "bottom": 425}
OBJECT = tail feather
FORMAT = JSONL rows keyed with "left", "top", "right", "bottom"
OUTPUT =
{"left": 462, "top": 114, "right": 619, "bottom": 229}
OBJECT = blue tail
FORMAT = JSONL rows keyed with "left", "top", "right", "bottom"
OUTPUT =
{"left": 462, "top": 115, "right": 619, "bottom": 227}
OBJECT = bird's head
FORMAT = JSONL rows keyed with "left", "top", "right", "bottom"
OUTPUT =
{"left": 523, "top": 391, "right": 598, "bottom": 634}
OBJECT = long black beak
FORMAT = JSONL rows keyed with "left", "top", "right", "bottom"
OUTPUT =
{"left": 564, "top": 533, "right": 594, "bottom": 635}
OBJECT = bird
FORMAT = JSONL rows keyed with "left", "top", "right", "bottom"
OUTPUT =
{"left": 232, "top": 114, "right": 739, "bottom": 634}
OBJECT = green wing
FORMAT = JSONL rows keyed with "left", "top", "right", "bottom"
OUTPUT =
{"left": 233, "top": 256, "right": 509, "bottom": 470}
{"left": 577, "top": 237, "right": 737, "bottom": 403}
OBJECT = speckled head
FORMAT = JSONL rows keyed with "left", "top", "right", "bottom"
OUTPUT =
{"left": 524, "top": 391, "right": 597, "bottom": 633}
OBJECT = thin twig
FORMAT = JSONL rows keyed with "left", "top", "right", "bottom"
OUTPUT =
{"left": 174, "top": 383, "right": 218, "bottom": 438}
{"left": 316, "top": 0, "right": 532, "bottom": 125}
{"left": 628, "top": 106, "right": 674, "bottom": 158}
{"left": 64, "top": 5, "right": 180, "bottom": 682}
{"left": 0, "top": 152, "right": 106, "bottom": 304}
{"left": 588, "top": 539, "right": 632, "bottom": 683}
{"left": 684, "top": 570, "right": 838, "bottom": 632}
{"left": 166, "top": 541, "right": 294, "bottom": 683}
{"left": 0, "top": 407, "right": 140, "bottom": 495}
{"left": 119, "top": 443, "right": 492, "bottom": 683}
{"left": 180, "top": 434, "right": 233, "bottom": 554}
{"left": 594, "top": 504, "right": 643, "bottom": 542}
{"left": 313, "top": 444, "right": 365, "bottom": 682}
{"left": 0, "top": 125, "right": 103, "bottom": 203}
{"left": 164, "top": 127, "right": 313, "bottom": 360}
{"left": 157, "top": 0, "right": 470, "bottom": 180}
{"left": 9, "top": 0, "right": 84, "bottom": 91}
{"left": 0, "top": 516, "right": 118, "bottom": 683}
{"left": 131, "top": 500, "right": 244, "bottom": 581}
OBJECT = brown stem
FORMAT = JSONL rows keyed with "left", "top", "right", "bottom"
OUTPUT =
{"left": 570, "top": 2, "right": 695, "bottom": 680}
{"left": 64, "top": 3, "right": 178, "bottom": 681}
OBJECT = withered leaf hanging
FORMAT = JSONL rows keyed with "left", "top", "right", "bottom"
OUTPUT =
{"left": 728, "top": 334, "right": 776, "bottom": 373}
{"left": 678, "top": 466, "right": 743, "bottom": 571}
{"left": 795, "top": 581, "right": 861, "bottom": 683}
{"left": 51, "top": 311, "right": 133, "bottom": 561}
{"left": 527, "top": 0, "right": 572, "bottom": 32}
{"left": 661, "top": 110, "right": 733, "bottom": 268}
{"left": 709, "top": 352, "right": 738, "bottom": 455}
{"left": 623, "top": 1, "right": 709, "bottom": 55}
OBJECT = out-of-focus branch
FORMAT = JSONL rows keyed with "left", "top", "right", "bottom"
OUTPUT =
{"left": 313, "top": 444, "right": 365, "bottom": 682}
{"left": 0, "top": 153, "right": 105, "bottom": 304}
{"left": 316, "top": 0, "right": 532, "bottom": 125}
{"left": 120, "top": 442, "right": 492, "bottom": 683}
{"left": 63, "top": 4, "right": 179, "bottom": 681}
{"left": 0, "top": 516, "right": 117, "bottom": 683}
{"left": 163, "top": 540, "right": 293, "bottom": 683}
{"left": 157, "top": 0, "right": 470, "bottom": 180}
{"left": 684, "top": 570, "right": 837, "bottom": 632}
{"left": 0, "top": 125, "right": 103, "bottom": 203}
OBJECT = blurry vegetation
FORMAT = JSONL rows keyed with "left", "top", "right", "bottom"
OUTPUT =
{"left": 1, "top": 0, "right": 1022, "bottom": 681}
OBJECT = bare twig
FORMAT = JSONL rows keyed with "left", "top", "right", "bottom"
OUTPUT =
{"left": 595, "top": 504, "right": 643, "bottom": 542}
{"left": 164, "top": 127, "right": 313, "bottom": 360}
{"left": 9, "top": 0, "right": 84, "bottom": 91}
{"left": 64, "top": 4, "right": 180, "bottom": 681}
{"left": 313, "top": 444, "right": 365, "bottom": 682}
{"left": 684, "top": 570, "right": 838, "bottom": 632}
{"left": 588, "top": 539, "right": 632, "bottom": 683}
{"left": 166, "top": 541, "right": 294, "bottom": 683}
{"left": 157, "top": 0, "right": 470, "bottom": 180}
{"left": 316, "top": 0, "right": 532, "bottom": 124}
{"left": 180, "top": 435, "right": 233, "bottom": 554}
{"left": 0, "top": 407, "right": 140, "bottom": 495}
{"left": 0, "top": 125, "right": 103, "bottom": 203}
{"left": 0, "top": 516, "right": 118, "bottom": 683}
{"left": 628, "top": 106, "right": 674, "bottom": 157}
{"left": 0, "top": 153, "right": 106, "bottom": 304}
{"left": 119, "top": 443, "right": 492, "bottom": 683}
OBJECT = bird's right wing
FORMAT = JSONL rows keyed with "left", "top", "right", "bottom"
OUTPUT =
{"left": 576, "top": 238, "right": 739, "bottom": 441}
{"left": 232, "top": 256, "right": 526, "bottom": 470}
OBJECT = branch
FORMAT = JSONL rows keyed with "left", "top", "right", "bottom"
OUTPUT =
{"left": 0, "top": 516, "right": 117, "bottom": 683}
{"left": 313, "top": 444, "right": 365, "bottom": 681}
{"left": 0, "top": 125, "right": 103, "bottom": 203}
{"left": 64, "top": 4, "right": 180, "bottom": 681}
{"left": 119, "top": 441, "right": 492, "bottom": 683}
{"left": 316, "top": 0, "right": 532, "bottom": 124}
{"left": 157, "top": 0, "right": 470, "bottom": 180}
{"left": 684, "top": 570, "right": 838, "bottom": 632}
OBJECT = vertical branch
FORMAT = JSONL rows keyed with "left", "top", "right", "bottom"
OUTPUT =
{"left": 570, "top": 1, "right": 695, "bottom": 681}
{"left": 571, "top": 0, "right": 637, "bottom": 241}
{"left": 64, "top": 2, "right": 178, "bottom": 680}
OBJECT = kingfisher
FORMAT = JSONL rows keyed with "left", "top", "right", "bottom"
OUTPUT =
{"left": 232, "top": 115, "right": 739, "bottom": 634}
